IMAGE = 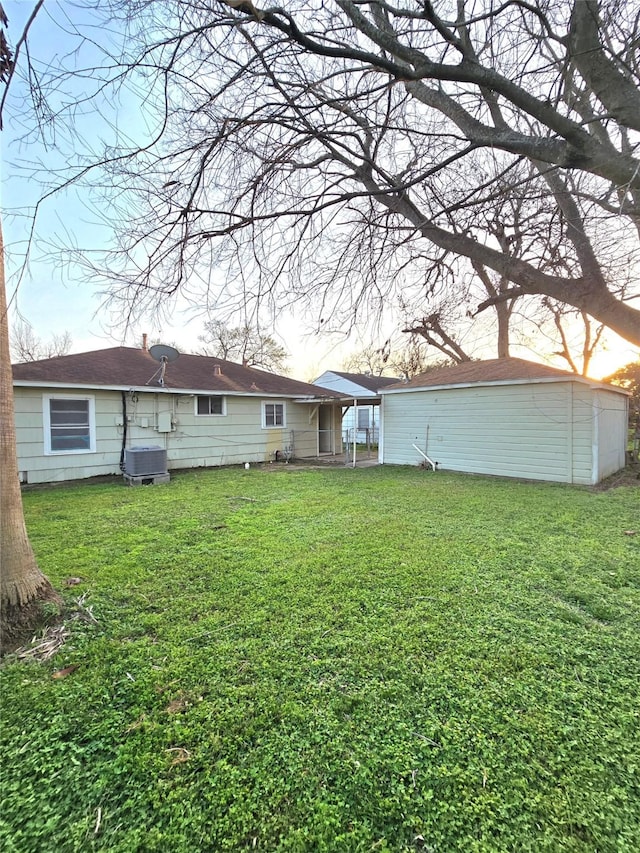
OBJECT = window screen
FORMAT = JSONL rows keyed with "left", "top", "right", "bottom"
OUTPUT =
{"left": 264, "top": 403, "right": 284, "bottom": 426}
{"left": 357, "top": 408, "right": 370, "bottom": 429}
{"left": 197, "top": 395, "right": 224, "bottom": 415}
{"left": 49, "top": 399, "right": 91, "bottom": 451}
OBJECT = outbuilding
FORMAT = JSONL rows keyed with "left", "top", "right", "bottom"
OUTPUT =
{"left": 379, "top": 358, "right": 629, "bottom": 485}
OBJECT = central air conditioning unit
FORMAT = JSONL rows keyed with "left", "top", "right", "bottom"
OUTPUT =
{"left": 124, "top": 445, "right": 168, "bottom": 476}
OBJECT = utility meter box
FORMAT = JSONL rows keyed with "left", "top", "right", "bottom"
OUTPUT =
{"left": 157, "top": 411, "right": 173, "bottom": 433}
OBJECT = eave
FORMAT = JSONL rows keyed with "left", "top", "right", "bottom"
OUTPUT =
{"left": 13, "top": 380, "right": 341, "bottom": 400}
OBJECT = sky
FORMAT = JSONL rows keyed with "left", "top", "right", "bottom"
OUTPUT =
{"left": 2, "top": 1, "right": 366, "bottom": 380}
{"left": 3, "top": 1, "right": 638, "bottom": 382}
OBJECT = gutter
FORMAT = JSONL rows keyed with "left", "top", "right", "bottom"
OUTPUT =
{"left": 380, "top": 377, "right": 631, "bottom": 396}
{"left": 13, "top": 380, "right": 341, "bottom": 400}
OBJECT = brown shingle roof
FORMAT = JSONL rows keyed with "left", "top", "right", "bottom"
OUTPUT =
{"left": 383, "top": 358, "right": 623, "bottom": 391}
{"left": 12, "top": 347, "right": 338, "bottom": 398}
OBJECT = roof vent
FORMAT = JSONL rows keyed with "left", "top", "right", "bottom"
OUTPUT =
{"left": 213, "top": 364, "right": 222, "bottom": 376}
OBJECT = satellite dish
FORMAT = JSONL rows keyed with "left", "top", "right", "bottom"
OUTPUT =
{"left": 149, "top": 344, "right": 180, "bottom": 363}
{"left": 147, "top": 344, "right": 179, "bottom": 387}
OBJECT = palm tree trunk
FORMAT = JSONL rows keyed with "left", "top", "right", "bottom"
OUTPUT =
{"left": 0, "top": 221, "right": 60, "bottom": 653}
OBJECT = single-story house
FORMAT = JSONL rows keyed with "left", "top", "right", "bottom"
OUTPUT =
{"left": 12, "top": 345, "right": 343, "bottom": 484}
{"left": 379, "top": 358, "right": 629, "bottom": 485}
{"left": 313, "top": 370, "right": 400, "bottom": 444}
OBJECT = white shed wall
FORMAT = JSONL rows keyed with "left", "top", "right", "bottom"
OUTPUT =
{"left": 567, "top": 384, "right": 592, "bottom": 485}
{"left": 381, "top": 381, "right": 599, "bottom": 484}
{"left": 593, "top": 389, "right": 628, "bottom": 482}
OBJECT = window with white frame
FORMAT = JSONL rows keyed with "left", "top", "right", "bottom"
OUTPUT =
{"left": 44, "top": 395, "right": 96, "bottom": 454}
{"left": 263, "top": 401, "right": 285, "bottom": 428}
{"left": 196, "top": 395, "right": 225, "bottom": 416}
{"left": 357, "top": 408, "right": 370, "bottom": 429}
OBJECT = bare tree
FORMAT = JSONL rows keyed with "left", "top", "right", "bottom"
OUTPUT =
{"left": 383, "top": 335, "right": 451, "bottom": 380}
{"left": 606, "top": 360, "right": 640, "bottom": 461}
{"left": 395, "top": 155, "right": 614, "bottom": 366}
{"left": 403, "top": 310, "right": 474, "bottom": 365}
{"left": 538, "top": 300, "right": 605, "bottom": 377}
{"left": 6, "top": 1, "right": 640, "bottom": 347}
{"left": 11, "top": 320, "right": 72, "bottom": 362}
{"left": 402, "top": 163, "right": 545, "bottom": 361}
{"left": 198, "top": 320, "right": 289, "bottom": 372}
{"left": 341, "top": 345, "right": 390, "bottom": 377}
{"left": 343, "top": 336, "right": 449, "bottom": 379}
{"left": 403, "top": 282, "right": 608, "bottom": 374}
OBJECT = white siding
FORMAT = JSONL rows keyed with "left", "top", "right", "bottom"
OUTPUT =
{"left": 342, "top": 404, "right": 380, "bottom": 443}
{"left": 593, "top": 390, "right": 628, "bottom": 482}
{"left": 14, "top": 387, "right": 337, "bottom": 484}
{"left": 381, "top": 380, "right": 628, "bottom": 484}
{"left": 15, "top": 389, "right": 123, "bottom": 483}
{"left": 382, "top": 382, "right": 575, "bottom": 483}
{"left": 569, "top": 384, "right": 595, "bottom": 485}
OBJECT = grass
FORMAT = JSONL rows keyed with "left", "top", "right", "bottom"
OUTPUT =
{"left": 1, "top": 465, "right": 639, "bottom": 852}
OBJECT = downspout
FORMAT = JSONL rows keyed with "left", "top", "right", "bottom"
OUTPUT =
{"left": 412, "top": 444, "right": 437, "bottom": 471}
{"left": 119, "top": 390, "right": 128, "bottom": 472}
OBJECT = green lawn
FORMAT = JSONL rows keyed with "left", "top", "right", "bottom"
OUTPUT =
{"left": 1, "top": 466, "right": 639, "bottom": 852}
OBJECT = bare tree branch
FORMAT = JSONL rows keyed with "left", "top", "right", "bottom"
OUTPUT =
{"left": 0, "top": 0, "right": 45, "bottom": 130}
{"left": 6, "top": 0, "right": 640, "bottom": 352}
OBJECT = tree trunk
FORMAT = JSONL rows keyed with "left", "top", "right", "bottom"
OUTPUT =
{"left": 0, "top": 221, "right": 61, "bottom": 654}
{"left": 495, "top": 300, "right": 511, "bottom": 359}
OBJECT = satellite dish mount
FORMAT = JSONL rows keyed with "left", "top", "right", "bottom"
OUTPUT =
{"left": 148, "top": 344, "right": 180, "bottom": 387}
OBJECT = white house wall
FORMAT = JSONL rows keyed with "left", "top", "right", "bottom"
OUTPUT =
{"left": 342, "top": 404, "right": 380, "bottom": 443}
{"left": 382, "top": 381, "right": 593, "bottom": 484}
{"left": 15, "top": 388, "right": 124, "bottom": 483}
{"left": 14, "top": 387, "right": 330, "bottom": 484}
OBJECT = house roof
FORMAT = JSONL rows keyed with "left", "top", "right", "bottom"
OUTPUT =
{"left": 381, "top": 357, "right": 627, "bottom": 393}
{"left": 12, "top": 347, "right": 340, "bottom": 399}
{"left": 314, "top": 370, "right": 401, "bottom": 394}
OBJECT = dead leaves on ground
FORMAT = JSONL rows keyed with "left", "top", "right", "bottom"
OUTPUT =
{"left": 52, "top": 664, "right": 79, "bottom": 679}
{"left": 14, "top": 624, "right": 69, "bottom": 662}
